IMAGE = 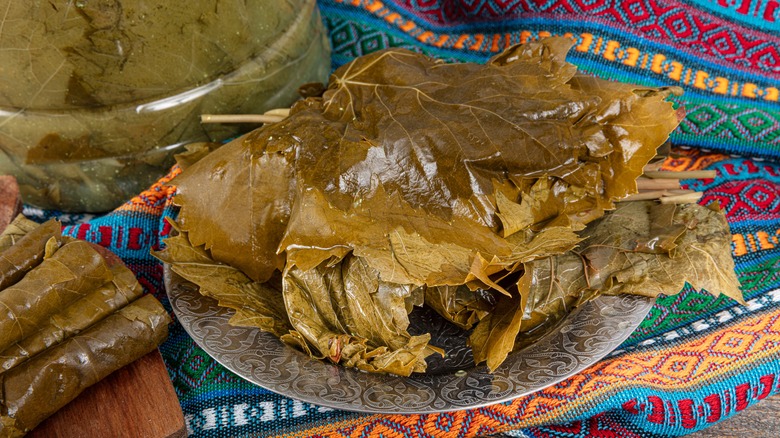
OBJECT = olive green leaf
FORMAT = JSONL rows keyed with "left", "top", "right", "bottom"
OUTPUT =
{"left": 153, "top": 223, "right": 293, "bottom": 336}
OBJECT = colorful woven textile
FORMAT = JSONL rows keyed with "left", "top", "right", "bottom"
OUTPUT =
{"left": 36, "top": 1, "right": 780, "bottom": 437}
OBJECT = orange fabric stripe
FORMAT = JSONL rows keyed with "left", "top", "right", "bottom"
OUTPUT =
{"left": 115, "top": 165, "right": 181, "bottom": 214}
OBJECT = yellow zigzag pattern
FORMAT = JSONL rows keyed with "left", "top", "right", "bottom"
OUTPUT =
{"left": 334, "top": 0, "right": 779, "bottom": 102}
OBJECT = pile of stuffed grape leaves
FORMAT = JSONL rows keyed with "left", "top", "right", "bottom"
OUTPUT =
{"left": 0, "top": 216, "right": 170, "bottom": 437}
{"left": 155, "top": 37, "right": 742, "bottom": 376}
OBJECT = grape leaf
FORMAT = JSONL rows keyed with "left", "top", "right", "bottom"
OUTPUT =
{"left": 153, "top": 224, "right": 293, "bottom": 336}
{"left": 468, "top": 282, "right": 526, "bottom": 372}
{"left": 585, "top": 201, "right": 743, "bottom": 303}
{"left": 423, "top": 285, "right": 495, "bottom": 330}
{"left": 517, "top": 201, "right": 743, "bottom": 334}
{"left": 468, "top": 200, "right": 741, "bottom": 371}
{"left": 282, "top": 256, "right": 440, "bottom": 376}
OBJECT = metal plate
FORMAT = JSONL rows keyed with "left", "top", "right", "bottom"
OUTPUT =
{"left": 165, "top": 268, "right": 654, "bottom": 414}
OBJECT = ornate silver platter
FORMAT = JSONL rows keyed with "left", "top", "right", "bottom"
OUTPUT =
{"left": 165, "top": 268, "right": 654, "bottom": 414}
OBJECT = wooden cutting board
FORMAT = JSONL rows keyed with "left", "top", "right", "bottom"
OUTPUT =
{"left": 27, "top": 349, "right": 186, "bottom": 438}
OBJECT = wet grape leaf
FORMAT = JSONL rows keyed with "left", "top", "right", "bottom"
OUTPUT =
{"left": 469, "top": 200, "right": 741, "bottom": 371}
{"left": 153, "top": 223, "right": 293, "bottom": 337}
{"left": 517, "top": 201, "right": 743, "bottom": 337}
{"left": 156, "top": 222, "right": 438, "bottom": 376}
{"left": 586, "top": 201, "right": 743, "bottom": 303}
{"left": 0, "top": 262, "right": 143, "bottom": 373}
{"left": 0, "top": 239, "right": 112, "bottom": 353}
{"left": 468, "top": 284, "right": 526, "bottom": 372}
{"left": 282, "top": 256, "right": 440, "bottom": 376}
{"left": 0, "top": 294, "right": 169, "bottom": 437}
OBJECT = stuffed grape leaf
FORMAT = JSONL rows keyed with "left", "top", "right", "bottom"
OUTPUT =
{"left": 0, "top": 216, "right": 47, "bottom": 253}
{"left": 0, "top": 262, "right": 143, "bottom": 373}
{"left": 0, "top": 217, "right": 171, "bottom": 436}
{"left": 0, "top": 218, "right": 61, "bottom": 290}
{"left": 0, "top": 239, "right": 112, "bottom": 353}
{"left": 0, "top": 295, "right": 169, "bottom": 437}
{"left": 467, "top": 200, "right": 742, "bottom": 372}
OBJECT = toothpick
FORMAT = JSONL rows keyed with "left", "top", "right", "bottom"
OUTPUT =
{"left": 636, "top": 178, "right": 681, "bottom": 191}
{"left": 659, "top": 192, "right": 704, "bottom": 204}
{"left": 619, "top": 189, "right": 699, "bottom": 203}
{"left": 200, "top": 114, "right": 286, "bottom": 124}
{"left": 643, "top": 170, "right": 717, "bottom": 179}
{"left": 200, "top": 108, "right": 291, "bottom": 125}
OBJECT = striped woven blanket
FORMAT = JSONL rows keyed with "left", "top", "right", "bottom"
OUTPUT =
{"left": 48, "top": 1, "right": 780, "bottom": 436}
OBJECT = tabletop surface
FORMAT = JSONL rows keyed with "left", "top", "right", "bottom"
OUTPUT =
{"left": 689, "top": 394, "right": 780, "bottom": 438}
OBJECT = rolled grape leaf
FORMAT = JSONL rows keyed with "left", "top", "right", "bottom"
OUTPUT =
{"left": 424, "top": 285, "right": 494, "bottom": 330}
{"left": 0, "top": 239, "right": 112, "bottom": 353}
{"left": 0, "top": 294, "right": 170, "bottom": 437}
{"left": 282, "top": 257, "right": 439, "bottom": 376}
{"left": 0, "top": 262, "right": 143, "bottom": 374}
{"left": 0, "top": 215, "right": 40, "bottom": 252}
{"left": 0, "top": 218, "right": 62, "bottom": 290}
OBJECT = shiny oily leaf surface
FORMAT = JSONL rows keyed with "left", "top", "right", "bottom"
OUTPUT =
{"left": 173, "top": 37, "right": 682, "bottom": 290}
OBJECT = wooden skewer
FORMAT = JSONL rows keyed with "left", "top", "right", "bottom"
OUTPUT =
{"left": 618, "top": 189, "right": 698, "bottom": 202}
{"left": 659, "top": 191, "right": 704, "bottom": 204}
{"left": 636, "top": 177, "right": 681, "bottom": 191}
{"left": 201, "top": 108, "right": 291, "bottom": 125}
{"left": 643, "top": 170, "right": 717, "bottom": 179}
{"left": 201, "top": 114, "right": 286, "bottom": 124}
{"left": 667, "top": 189, "right": 698, "bottom": 195}
{"left": 618, "top": 190, "right": 668, "bottom": 202}
{"left": 642, "top": 160, "right": 666, "bottom": 173}
{"left": 263, "top": 108, "right": 292, "bottom": 117}
{"left": 630, "top": 168, "right": 715, "bottom": 203}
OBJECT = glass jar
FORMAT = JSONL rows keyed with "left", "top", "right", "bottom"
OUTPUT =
{"left": 0, "top": 0, "right": 331, "bottom": 212}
